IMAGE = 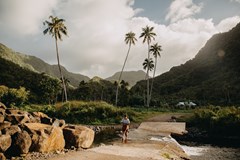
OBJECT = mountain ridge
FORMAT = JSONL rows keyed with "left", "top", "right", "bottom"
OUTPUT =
{"left": 0, "top": 43, "right": 90, "bottom": 87}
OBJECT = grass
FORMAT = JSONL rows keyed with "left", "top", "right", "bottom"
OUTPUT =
{"left": 20, "top": 100, "right": 168, "bottom": 125}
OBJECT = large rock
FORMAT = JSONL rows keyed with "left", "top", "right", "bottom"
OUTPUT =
{"left": 2, "top": 125, "right": 21, "bottom": 135}
{"left": 63, "top": 125, "right": 95, "bottom": 149}
{"left": 0, "top": 134, "right": 11, "bottom": 152}
{"left": 32, "top": 112, "right": 52, "bottom": 125}
{"left": 11, "top": 131, "right": 32, "bottom": 155}
{"left": 24, "top": 123, "right": 65, "bottom": 153}
{"left": 5, "top": 113, "right": 30, "bottom": 125}
{"left": 52, "top": 118, "right": 65, "bottom": 129}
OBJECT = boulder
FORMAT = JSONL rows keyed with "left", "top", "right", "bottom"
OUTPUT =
{"left": 63, "top": 125, "right": 95, "bottom": 149}
{"left": 52, "top": 118, "right": 65, "bottom": 129}
{"left": 0, "top": 152, "right": 6, "bottom": 160}
{"left": 24, "top": 123, "right": 65, "bottom": 153}
{"left": 0, "top": 122, "right": 11, "bottom": 130}
{"left": 0, "top": 134, "right": 11, "bottom": 152}
{"left": 5, "top": 108, "right": 26, "bottom": 115}
{"left": 32, "top": 112, "right": 52, "bottom": 125}
{"left": 8, "top": 131, "right": 32, "bottom": 155}
{"left": 5, "top": 113, "right": 30, "bottom": 125}
{"left": 2, "top": 125, "right": 21, "bottom": 135}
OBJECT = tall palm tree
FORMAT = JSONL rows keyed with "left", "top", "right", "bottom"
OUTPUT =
{"left": 149, "top": 43, "right": 162, "bottom": 101}
{"left": 139, "top": 26, "right": 156, "bottom": 107}
{"left": 43, "top": 15, "right": 68, "bottom": 102}
{"left": 142, "top": 58, "right": 154, "bottom": 106}
{"left": 115, "top": 31, "right": 137, "bottom": 106}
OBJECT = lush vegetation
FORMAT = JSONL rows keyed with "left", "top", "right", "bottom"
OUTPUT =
{"left": 188, "top": 106, "right": 240, "bottom": 137}
{"left": 20, "top": 101, "right": 159, "bottom": 125}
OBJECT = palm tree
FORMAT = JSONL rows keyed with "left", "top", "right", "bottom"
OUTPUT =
{"left": 149, "top": 43, "right": 162, "bottom": 101}
{"left": 142, "top": 58, "right": 154, "bottom": 106}
{"left": 139, "top": 26, "right": 156, "bottom": 107}
{"left": 143, "top": 58, "right": 154, "bottom": 72}
{"left": 115, "top": 31, "right": 137, "bottom": 106}
{"left": 43, "top": 16, "right": 68, "bottom": 102}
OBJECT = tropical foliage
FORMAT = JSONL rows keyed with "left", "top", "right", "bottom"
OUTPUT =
{"left": 189, "top": 106, "right": 240, "bottom": 137}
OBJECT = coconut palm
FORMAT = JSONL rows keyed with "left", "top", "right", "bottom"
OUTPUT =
{"left": 149, "top": 43, "right": 162, "bottom": 101}
{"left": 142, "top": 58, "right": 154, "bottom": 106}
{"left": 143, "top": 58, "right": 154, "bottom": 72}
{"left": 43, "top": 16, "right": 68, "bottom": 102}
{"left": 115, "top": 31, "right": 137, "bottom": 106}
{"left": 139, "top": 26, "right": 156, "bottom": 107}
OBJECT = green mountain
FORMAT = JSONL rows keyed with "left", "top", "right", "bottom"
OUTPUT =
{"left": 105, "top": 70, "right": 147, "bottom": 87}
{"left": 0, "top": 43, "right": 90, "bottom": 87}
{"left": 132, "top": 22, "right": 240, "bottom": 105}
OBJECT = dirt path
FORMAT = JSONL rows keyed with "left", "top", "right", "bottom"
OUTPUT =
{"left": 146, "top": 112, "right": 192, "bottom": 122}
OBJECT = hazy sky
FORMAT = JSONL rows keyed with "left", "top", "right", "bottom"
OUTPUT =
{"left": 0, "top": 0, "right": 240, "bottom": 78}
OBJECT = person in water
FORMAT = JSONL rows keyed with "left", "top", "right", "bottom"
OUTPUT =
{"left": 121, "top": 114, "right": 130, "bottom": 143}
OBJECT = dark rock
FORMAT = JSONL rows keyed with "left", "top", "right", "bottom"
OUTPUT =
{"left": 7, "top": 131, "right": 32, "bottom": 156}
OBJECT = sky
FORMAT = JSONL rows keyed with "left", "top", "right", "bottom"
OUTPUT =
{"left": 0, "top": 0, "right": 240, "bottom": 79}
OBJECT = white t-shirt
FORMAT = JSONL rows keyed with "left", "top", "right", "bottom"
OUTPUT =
{"left": 121, "top": 118, "right": 130, "bottom": 125}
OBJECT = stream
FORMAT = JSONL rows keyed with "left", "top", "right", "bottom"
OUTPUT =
{"left": 94, "top": 127, "right": 240, "bottom": 160}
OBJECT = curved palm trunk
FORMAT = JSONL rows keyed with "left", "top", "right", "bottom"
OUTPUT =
{"left": 150, "top": 57, "right": 157, "bottom": 102}
{"left": 146, "top": 43, "right": 150, "bottom": 108}
{"left": 55, "top": 36, "right": 68, "bottom": 102}
{"left": 115, "top": 43, "right": 131, "bottom": 106}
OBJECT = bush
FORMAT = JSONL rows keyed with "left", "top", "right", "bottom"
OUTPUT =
{"left": 189, "top": 106, "right": 240, "bottom": 136}
{"left": 0, "top": 85, "right": 29, "bottom": 107}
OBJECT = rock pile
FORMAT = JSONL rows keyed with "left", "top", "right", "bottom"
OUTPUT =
{"left": 0, "top": 102, "right": 95, "bottom": 160}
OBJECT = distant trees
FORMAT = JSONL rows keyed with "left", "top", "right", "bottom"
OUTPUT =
{"left": 115, "top": 31, "right": 137, "bottom": 106}
{"left": 140, "top": 26, "right": 157, "bottom": 108}
{"left": 43, "top": 15, "right": 68, "bottom": 102}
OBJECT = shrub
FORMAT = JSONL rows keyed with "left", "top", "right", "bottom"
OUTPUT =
{"left": 0, "top": 85, "right": 29, "bottom": 107}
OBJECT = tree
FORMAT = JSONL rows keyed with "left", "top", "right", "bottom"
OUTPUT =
{"left": 149, "top": 43, "right": 162, "bottom": 102}
{"left": 115, "top": 31, "right": 137, "bottom": 106}
{"left": 142, "top": 58, "right": 154, "bottom": 106}
{"left": 139, "top": 26, "right": 156, "bottom": 108}
{"left": 43, "top": 15, "right": 68, "bottom": 102}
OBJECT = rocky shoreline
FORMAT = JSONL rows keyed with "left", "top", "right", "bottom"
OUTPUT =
{"left": 0, "top": 102, "right": 95, "bottom": 160}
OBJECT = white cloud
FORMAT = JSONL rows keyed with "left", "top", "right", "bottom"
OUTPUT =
{"left": 165, "top": 0, "right": 203, "bottom": 23}
{"left": 216, "top": 16, "right": 240, "bottom": 32}
{"left": 0, "top": 0, "right": 239, "bottom": 79}
{"left": 0, "top": 0, "right": 58, "bottom": 36}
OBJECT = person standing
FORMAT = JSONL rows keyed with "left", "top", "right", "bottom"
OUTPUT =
{"left": 121, "top": 114, "right": 130, "bottom": 143}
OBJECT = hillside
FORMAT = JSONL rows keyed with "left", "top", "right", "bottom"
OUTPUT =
{"left": 106, "top": 70, "right": 146, "bottom": 87}
{"left": 132, "top": 22, "right": 240, "bottom": 105}
{"left": 0, "top": 43, "right": 90, "bottom": 87}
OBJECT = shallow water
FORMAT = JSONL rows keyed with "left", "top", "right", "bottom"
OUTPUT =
{"left": 181, "top": 145, "right": 240, "bottom": 160}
